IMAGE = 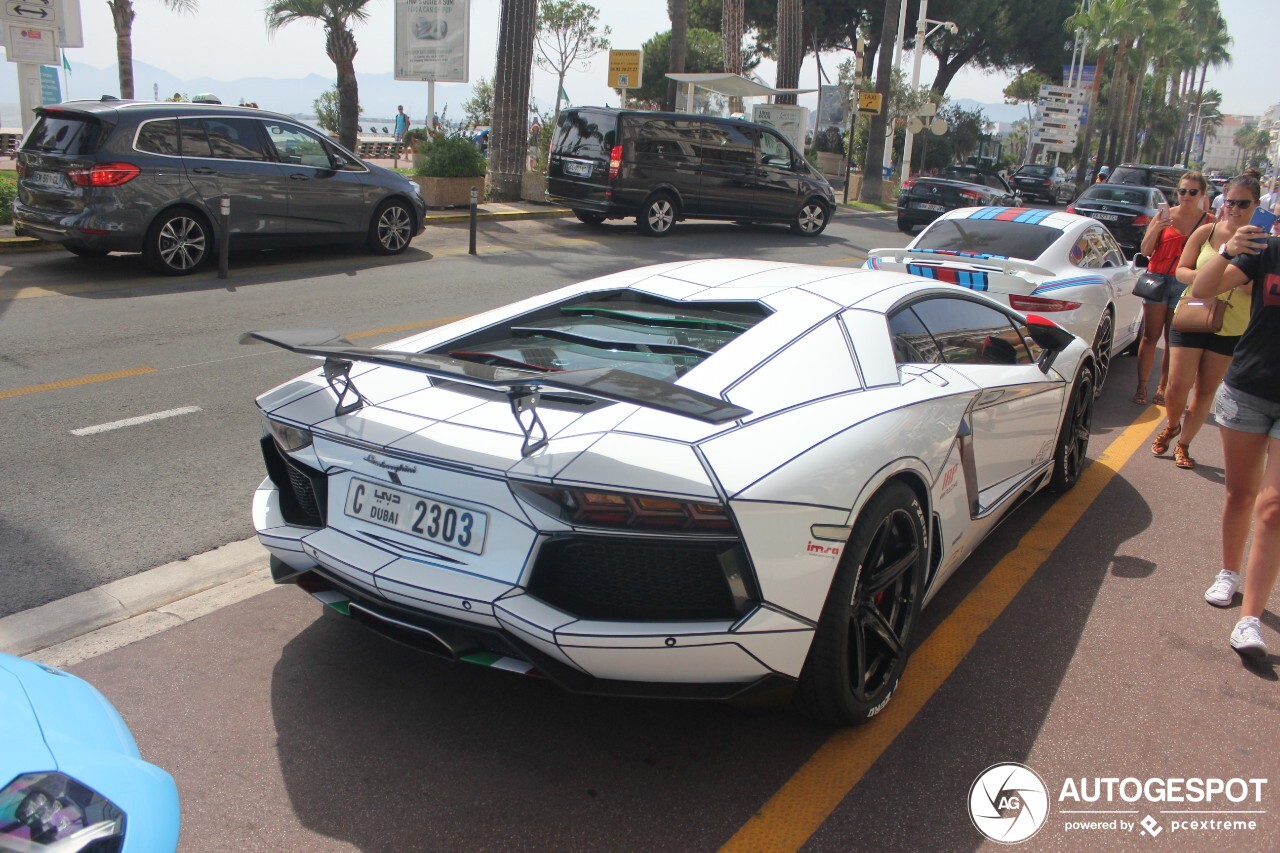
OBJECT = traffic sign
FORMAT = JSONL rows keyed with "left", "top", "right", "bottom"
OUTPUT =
{"left": 2, "top": 0, "right": 57, "bottom": 27}
{"left": 607, "top": 49, "right": 643, "bottom": 89}
{"left": 4, "top": 23, "right": 55, "bottom": 63}
{"left": 857, "top": 91, "right": 882, "bottom": 114}
{"left": 1040, "top": 101, "right": 1083, "bottom": 118}
{"left": 1039, "top": 83, "right": 1088, "bottom": 101}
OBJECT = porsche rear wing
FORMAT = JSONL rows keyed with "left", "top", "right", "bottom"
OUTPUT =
{"left": 866, "top": 248, "right": 1054, "bottom": 279}
{"left": 242, "top": 328, "right": 751, "bottom": 456}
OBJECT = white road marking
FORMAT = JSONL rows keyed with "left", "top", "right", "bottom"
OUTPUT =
{"left": 71, "top": 406, "right": 202, "bottom": 436}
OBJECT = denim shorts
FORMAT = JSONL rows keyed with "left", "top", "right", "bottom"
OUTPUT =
{"left": 1142, "top": 273, "right": 1185, "bottom": 308}
{"left": 1214, "top": 383, "right": 1280, "bottom": 439}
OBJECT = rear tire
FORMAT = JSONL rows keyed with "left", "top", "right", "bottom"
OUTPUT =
{"left": 1050, "top": 362, "right": 1095, "bottom": 492}
{"left": 637, "top": 193, "right": 677, "bottom": 236}
{"left": 794, "top": 481, "right": 927, "bottom": 725}
{"left": 791, "top": 199, "right": 831, "bottom": 235}
{"left": 368, "top": 199, "right": 415, "bottom": 255}
{"left": 574, "top": 210, "right": 606, "bottom": 226}
{"left": 144, "top": 208, "right": 211, "bottom": 276}
{"left": 1090, "top": 312, "right": 1114, "bottom": 398}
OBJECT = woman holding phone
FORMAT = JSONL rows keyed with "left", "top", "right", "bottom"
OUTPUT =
{"left": 1155, "top": 175, "right": 1259, "bottom": 471}
{"left": 1133, "top": 172, "right": 1210, "bottom": 405}
{"left": 1190, "top": 187, "right": 1280, "bottom": 660}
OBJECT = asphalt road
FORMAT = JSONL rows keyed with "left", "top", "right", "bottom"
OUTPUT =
{"left": 4, "top": 209, "right": 1278, "bottom": 851}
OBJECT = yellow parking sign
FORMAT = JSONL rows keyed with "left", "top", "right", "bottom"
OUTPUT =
{"left": 858, "top": 92, "right": 883, "bottom": 114}
{"left": 608, "top": 49, "right": 644, "bottom": 89}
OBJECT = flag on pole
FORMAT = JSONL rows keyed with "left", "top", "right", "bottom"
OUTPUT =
{"left": 62, "top": 52, "right": 71, "bottom": 74}
{"left": 559, "top": 85, "right": 570, "bottom": 108}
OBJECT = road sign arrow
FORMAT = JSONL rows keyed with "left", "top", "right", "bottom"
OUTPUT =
{"left": 3, "top": 0, "right": 57, "bottom": 25}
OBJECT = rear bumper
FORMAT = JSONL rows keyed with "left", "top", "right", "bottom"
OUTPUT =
{"left": 12, "top": 203, "right": 144, "bottom": 252}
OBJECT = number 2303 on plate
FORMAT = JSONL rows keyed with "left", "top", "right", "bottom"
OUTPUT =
{"left": 344, "top": 478, "right": 487, "bottom": 555}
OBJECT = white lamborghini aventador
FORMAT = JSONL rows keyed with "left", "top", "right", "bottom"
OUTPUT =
{"left": 247, "top": 259, "right": 1094, "bottom": 725}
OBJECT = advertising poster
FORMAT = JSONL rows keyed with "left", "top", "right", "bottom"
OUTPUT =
{"left": 750, "top": 104, "right": 809, "bottom": 153}
{"left": 394, "top": 0, "right": 469, "bottom": 83}
{"left": 815, "top": 84, "right": 849, "bottom": 151}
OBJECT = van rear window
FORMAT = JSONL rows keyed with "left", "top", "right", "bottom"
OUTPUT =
{"left": 23, "top": 114, "right": 104, "bottom": 155}
{"left": 553, "top": 111, "right": 616, "bottom": 160}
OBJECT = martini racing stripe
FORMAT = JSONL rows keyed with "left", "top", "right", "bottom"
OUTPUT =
{"left": 904, "top": 264, "right": 990, "bottom": 291}
{"left": 1032, "top": 276, "right": 1106, "bottom": 294}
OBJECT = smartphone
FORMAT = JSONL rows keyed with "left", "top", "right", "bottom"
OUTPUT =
{"left": 1248, "top": 206, "right": 1276, "bottom": 242}
{"left": 1157, "top": 199, "right": 1170, "bottom": 217}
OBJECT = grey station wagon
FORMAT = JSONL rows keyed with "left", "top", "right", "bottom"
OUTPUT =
{"left": 14, "top": 99, "right": 427, "bottom": 275}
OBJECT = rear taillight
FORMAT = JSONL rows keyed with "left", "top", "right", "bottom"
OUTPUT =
{"left": 1065, "top": 203, "right": 1075, "bottom": 213}
{"left": 518, "top": 484, "right": 734, "bottom": 533}
{"left": 1009, "top": 294, "right": 1083, "bottom": 312}
{"left": 1132, "top": 214, "right": 1151, "bottom": 226}
{"left": 607, "top": 145, "right": 622, "bottom": 180}
{"left": 902, "top": 179, "right": 916, "bottom": 190}
{"left": 65, "top": 162, "right": 141, "bottom": 187}
{"left": 1042, "top": 179, "right": 1052, "bottom": 185}
{"left": 959, "top": 190, "right": 984, "bottom": 205}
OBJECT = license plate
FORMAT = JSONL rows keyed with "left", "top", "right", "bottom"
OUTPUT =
{"left": 563, "top": 160, "right": 592, "bottom": 177}
{"left": 344, "top": 478, "right": 488, "bottom": 555}
{"left": 912, "top": 202, "right": 945, "bottom": 212}
{"left": 29, "top": 170, "right": 65, "bottom": 189}
{"left": 1091, "top": 212, "right": 1120, "bottom": 222}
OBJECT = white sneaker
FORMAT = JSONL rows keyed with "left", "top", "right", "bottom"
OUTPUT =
{"left": 1205, "top": 570, "right": 1240, "bottom": 607}
{"left": 1230, "top": 617, "right": 1267, "bottom": 661}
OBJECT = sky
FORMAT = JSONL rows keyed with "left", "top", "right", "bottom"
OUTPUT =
{"left": 54, "top": 0, "right": 1273, "bottom": 121}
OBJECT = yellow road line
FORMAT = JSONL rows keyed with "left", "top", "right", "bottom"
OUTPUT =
{"left": 720, "top": 403, "right": 1165, "bottom": 852}
{"left": 0, "top": 366, "right": 157, "bottom": 400}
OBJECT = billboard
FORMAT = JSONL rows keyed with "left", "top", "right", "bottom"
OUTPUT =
{"left": 394, "top": 0, "right": 469, "bottom": 83}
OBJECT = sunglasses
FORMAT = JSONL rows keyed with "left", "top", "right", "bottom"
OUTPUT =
{"left": 1222, "top": 198, "right": 1255, "bottom": 209}
{"left": 1177, "top": 188, "right": 1201, "bottom": 196}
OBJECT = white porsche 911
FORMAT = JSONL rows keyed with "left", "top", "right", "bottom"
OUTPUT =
{"left": 247, "top": 259, "right": 1094, "bottom": 725}
{"left": 865, "top": 206, "right": 1143, "bottom": 395}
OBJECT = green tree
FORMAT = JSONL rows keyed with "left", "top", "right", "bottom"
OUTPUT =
{"left": 265, "top": 0, "right": 374, "bottom": 153}
{"left": 463, "top": 77, "right": 495, "bottom": 128}
{"left": 536, "top": 1, "right": 611, "bottom": 122}
{"left": 312, "top": 85, "right": 361, "bottom": 135}
{"left": 108, "top": 1, "right": 197, "bottom": 99}
{"left": 633, "top": 29, "right": 739, "bottom": 109}
{"left": 1003, "top": 69, "right": 1051, "bottom": 163}
{"left": 491, "top": 0, "right": 538, "bottom": 200}
{"left": 861, "top": 0, "right": 902, "bottom": 203}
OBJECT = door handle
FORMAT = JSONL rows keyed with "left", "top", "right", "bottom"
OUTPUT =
{"left": 190, "top": 167, "right": 216, "bottom": 175}
{"left": 289, "top": 173, "right": 310, "bottom": 181}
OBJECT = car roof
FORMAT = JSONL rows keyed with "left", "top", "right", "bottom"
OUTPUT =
{"left": 38, "top": 99, "right": 298, "bottom": 124}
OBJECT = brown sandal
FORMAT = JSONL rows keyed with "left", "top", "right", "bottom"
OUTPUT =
{"left": 1174, "top": 443, "right": 1195, "bottom": 469}
{"left": 1133, "top": 380, "right": 1149, "bottom": 405}
{"left": 1152, "top": 422, "right": 1182, "bottom": 455}
{"left": 1152, "top": 386, "right": 1166, "bottom": 406}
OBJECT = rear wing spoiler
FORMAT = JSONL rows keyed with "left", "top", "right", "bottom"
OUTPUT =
{"left": 242, "top": 329, "right": 751, "bottom": 456}
{"left": 866, "top": 248, "right": 1055, "bottom": 280}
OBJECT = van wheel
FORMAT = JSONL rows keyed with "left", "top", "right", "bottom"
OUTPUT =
{"left": 368, "top": 199, "right": 415, "bottom": 255}
{"left": 144, "top": 209, "right": 211, "bottom": 275}
{"left": 791, "top": 199, "right": 830, "bottom": 235}
{"left": 574, "top": 210, "right": 606, "bottom": 226}
{"left": 637, "top": 194, "right": 677, "bottom": 236}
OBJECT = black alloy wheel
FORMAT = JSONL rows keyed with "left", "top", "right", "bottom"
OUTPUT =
{"left": 144, "top": 209, "right": 211, "bottom": 275}
{"left": 1050, "top": 362, "right": 1095, "bottom": 492}
{"left": 791, "top": 199, "right": 831, "bottom": 235}
{"left": 574, "top": 210, "right": 606, "bottom": 226}
{"left": 795, "top": 481, "right": 927, "bottom": 725}
{"left": 368, "top": 199, "right": 414, "bottom": 255}
{"left": 1091, "top": 312, "right": 1114, "bottom": 397}
{"left": 637, "top": 193, "right": 677, "bottom": 236}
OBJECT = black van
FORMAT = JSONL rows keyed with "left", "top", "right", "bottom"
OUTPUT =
{"left": 1106, "top": 163, "right": 1187, "bottom": 204}
{"left": 546, "top": 107, "right": 836, "bottom": 237}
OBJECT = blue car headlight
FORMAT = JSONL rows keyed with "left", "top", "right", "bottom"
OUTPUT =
{"left": 0, "top": 772, "right": 125, "bottom": 850}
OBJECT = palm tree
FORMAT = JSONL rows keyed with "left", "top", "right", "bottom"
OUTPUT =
{"left": 774, "top": 0, "right": 803, "bottom": 105}
{"left": 108, "top": 1, "right": 197, "bottom": 99}
{"left": 1182, "top": 4, "right": 1231, "bottom": 166}
{"left": 722, "top": 0, "right": 745, "bottom": 113}
{"left": 860, "top": 0, "right": 901, "bottom": 204}
{"left": 265, "top": 0, "right": 374, "bottom": 152}
{"left": 490, "top": 0, "right": 538, "bottom": 200}
{"left": 666, "top": 0, "right": 689, "bottom": 111}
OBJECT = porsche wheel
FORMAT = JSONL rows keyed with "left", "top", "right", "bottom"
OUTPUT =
{"left": 574, "top": 210, "right": 606, "bottom": 226}
{"left": 144, "top": 209, "right": 211, "bottom": 275}
{"left": 1049, "top": 362, "right": 1094, "bottom": 493}
{"left": 637, "top": 193, "right": 677, "bottom": 236}
{"left": 368, "top": 199, "right": 415, "bottom": 255}
{"left": 791, "top": 199, "right": 830, "bottom": 235}
{"left": 794, "top": 481, "right": 927, "bottom": 725}
{"left": 1091, "top": 312, "right": 1114, "bottom": 398}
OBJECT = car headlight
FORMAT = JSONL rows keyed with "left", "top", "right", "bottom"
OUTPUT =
{"left": 406, "top": 180, "right": 421, "bottom": 196}
{"left": 0, "top": 772, "right": 125, "bottom": 851}
{"left": 263, "top": 416, "right": 313, "bottom": 452}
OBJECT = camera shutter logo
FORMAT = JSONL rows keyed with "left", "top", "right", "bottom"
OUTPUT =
{"left": 969, "top": 763, "right": 1050, "bottom": 844}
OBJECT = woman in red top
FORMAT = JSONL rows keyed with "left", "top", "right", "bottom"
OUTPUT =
{"left": 1133, "top": 171, "right": 1210, "bottom": 404}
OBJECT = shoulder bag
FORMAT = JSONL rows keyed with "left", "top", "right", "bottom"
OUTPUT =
{"left": 1133, "top": 271, "right": 1170, "bottom": 301}
{"left": 1172, "top": 290, "right": 1230, "bottom": 334}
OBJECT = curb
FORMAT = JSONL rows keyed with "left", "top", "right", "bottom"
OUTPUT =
{"left": 0, "top": 236, "right": 60, "bottom": 253}
{"left": 0, "top": 537, "right": 270, "bottom": 657}
{"left": 424, "top": 206, "right": 573, "bottom": 225}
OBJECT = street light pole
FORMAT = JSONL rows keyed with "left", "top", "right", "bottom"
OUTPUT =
{"left": 882, "top": 0, "right": 911, "bottom": 176}
{"left": 899, "top": 1, "right": 955, "bottom": 190}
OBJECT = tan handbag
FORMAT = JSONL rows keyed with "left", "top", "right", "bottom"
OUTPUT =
{"left": 1172, "top": 291, "right": 1229, "bottom": 334}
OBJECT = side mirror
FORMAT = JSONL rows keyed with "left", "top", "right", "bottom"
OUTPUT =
{"left": 1024, "top": 313, "right": 1076, "bottom": 374}
{"left": 1132, "top": 253, "right": 1149, "bottom": 269}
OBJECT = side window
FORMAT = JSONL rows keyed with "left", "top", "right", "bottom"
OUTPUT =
{"left": 888, "top": 307, "right": 942, "bottom": 364}
{"left": 199, "top": 118, "right": 270, "bottom": 161}
{"left": 758, "top": 129, "right": 793, "bottom": 168}
{"left": 261, "top": 122, "right": 334, "bottom": 168}
{"left": 698, "top": 123, "right": 754, "bottom": 165}
{"left": 1086, "top": 227, "right": 1121, "bottom": 267}
{"left": 178, "top": 118, "right": 214, "bottom": 158}
{"left": 1070, "top": 234, "right": 1098, "bottom": 269}
{"left": 912, "top": 298, "right": 1034, "bottom": 366}
{"left": 634, "top": 119, "right": 695, "bottom": 162}
{"left": 136, "top": 119, "right": 179, "bottom": 155}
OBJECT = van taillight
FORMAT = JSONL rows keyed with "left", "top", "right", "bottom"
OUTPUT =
{"left": 66, "top": 162, "right": 141, "bottom": 187}
{"left": 608, "top": 145, "right": 622, "bottom": 180}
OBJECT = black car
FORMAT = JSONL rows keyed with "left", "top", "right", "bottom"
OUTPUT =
{"left": 1009, "top": 163, "right": 1073, "bottom": 204}
{"left": 1106, "top": 163, "right": 1186, "bottom": 204}
{"left": 546, "top": 107, "right": 836, "bottom": 236}
{"left": 1067, "top": 183, "right": 1164, "bottom": 256}
{"left": 896, "top": 166, "right": 1018, "bottom": 233}
{"left": 14, "top": 99, "right": 427, "bottom": 275}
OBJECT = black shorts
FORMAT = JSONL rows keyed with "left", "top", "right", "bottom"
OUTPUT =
{"left": 1168, "top": 329, "right": 1240, "bottom": 356}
